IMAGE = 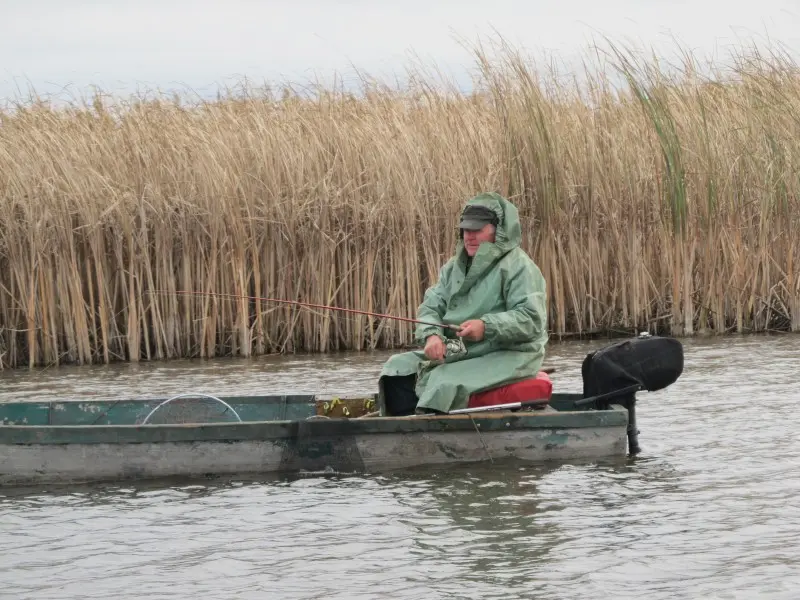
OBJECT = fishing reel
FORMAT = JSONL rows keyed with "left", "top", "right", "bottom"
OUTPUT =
{"left": 444, "top": 336, "right": 468, "bottom": 358}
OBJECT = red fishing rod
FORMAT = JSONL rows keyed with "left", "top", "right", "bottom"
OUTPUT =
{"left": 151, "top": 289, "right": 556, "bottom": 373}
{"left": 153, "top": 289, "right": 463, "bottom": 332}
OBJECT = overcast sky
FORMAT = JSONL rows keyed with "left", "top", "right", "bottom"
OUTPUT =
{"left": 2, "top": 0, "right": 800, "bottom": 102}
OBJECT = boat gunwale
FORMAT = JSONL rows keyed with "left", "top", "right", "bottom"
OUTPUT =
{"left": 0, "top": 406, "right": 629, "bottom": 446}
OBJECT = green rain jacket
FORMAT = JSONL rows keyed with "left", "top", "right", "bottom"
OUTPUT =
{"left": 378, "top": 192, "right": 549, "bottom": 413}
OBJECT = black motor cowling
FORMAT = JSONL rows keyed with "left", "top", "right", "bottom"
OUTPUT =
{"left": 580, "top": 335, "right": 684, "bottom": 455}
{"left": 582, "top": 335, "right": 684, "bottom": 398}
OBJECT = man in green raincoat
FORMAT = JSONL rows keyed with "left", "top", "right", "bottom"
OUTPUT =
{"left": 378, "top": 192, "right": 549, "bottom": 415}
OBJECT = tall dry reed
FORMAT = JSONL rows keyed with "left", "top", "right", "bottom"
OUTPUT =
{"left": 1, "top": 40, "right": 800, "bottom": 368}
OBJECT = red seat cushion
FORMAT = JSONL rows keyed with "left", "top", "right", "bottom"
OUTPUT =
{"left": 467, "top": 371, "right": 553, "bottom": 409}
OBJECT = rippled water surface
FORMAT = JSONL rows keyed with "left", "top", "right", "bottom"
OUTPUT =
{"left": 2, "top": 335, "right": 800, "bottom": 599}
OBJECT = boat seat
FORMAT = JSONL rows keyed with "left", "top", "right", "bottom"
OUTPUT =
{"left": 467, "top": 371, "right": 553, "bottom": 409}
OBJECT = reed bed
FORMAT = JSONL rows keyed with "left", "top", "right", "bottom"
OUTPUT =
{"left": 2, "top": 41, "right": 800, "bottom": 368}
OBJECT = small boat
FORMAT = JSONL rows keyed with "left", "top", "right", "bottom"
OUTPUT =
{"left": 0, "top": 336, "right": 683, "bottom": 486}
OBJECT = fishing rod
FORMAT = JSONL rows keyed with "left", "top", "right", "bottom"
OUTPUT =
{"left": 150, "top": 289, "right": 463, "bottom": 332}
{"left": 150, "top": 289, "right": 556, "bottom": 373}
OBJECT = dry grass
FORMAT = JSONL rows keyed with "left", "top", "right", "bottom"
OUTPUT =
{"left": 2, "top": 40, "right": 800, "bottom": 368}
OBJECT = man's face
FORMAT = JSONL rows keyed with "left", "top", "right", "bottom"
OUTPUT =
{"left": 463, "top": 224, "right": 496, "bottom": 256}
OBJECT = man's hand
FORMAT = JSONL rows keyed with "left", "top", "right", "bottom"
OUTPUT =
{"left": 457, "top": 319, "right": 486, "bottom": 342}
{"left": 424, "top": 335, "right": 446, "bottom": 361}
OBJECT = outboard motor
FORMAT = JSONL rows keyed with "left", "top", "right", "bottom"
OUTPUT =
{"left": 579, "top": 334, "right": 684, "bottom": 455}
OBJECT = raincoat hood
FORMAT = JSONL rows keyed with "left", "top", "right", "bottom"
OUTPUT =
{"left": 458, "top": 192, "right": 522, "bottom": 256}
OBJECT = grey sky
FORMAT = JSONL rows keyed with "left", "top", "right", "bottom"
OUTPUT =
{"left": 2, "top": 0, "right": 800, "bottom": 102}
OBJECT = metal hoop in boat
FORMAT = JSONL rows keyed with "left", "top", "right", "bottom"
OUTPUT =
{"left": 141, "top": 392, "right": 243, "bottom": 425}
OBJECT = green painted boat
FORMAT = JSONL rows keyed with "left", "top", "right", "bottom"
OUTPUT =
{"left": 0, "top": 336, "right": 684, "bottom": 486}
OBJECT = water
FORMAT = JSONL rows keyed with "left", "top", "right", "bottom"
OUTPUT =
{"left": 2, "top": 335, "right": 800, "bottom": 599}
